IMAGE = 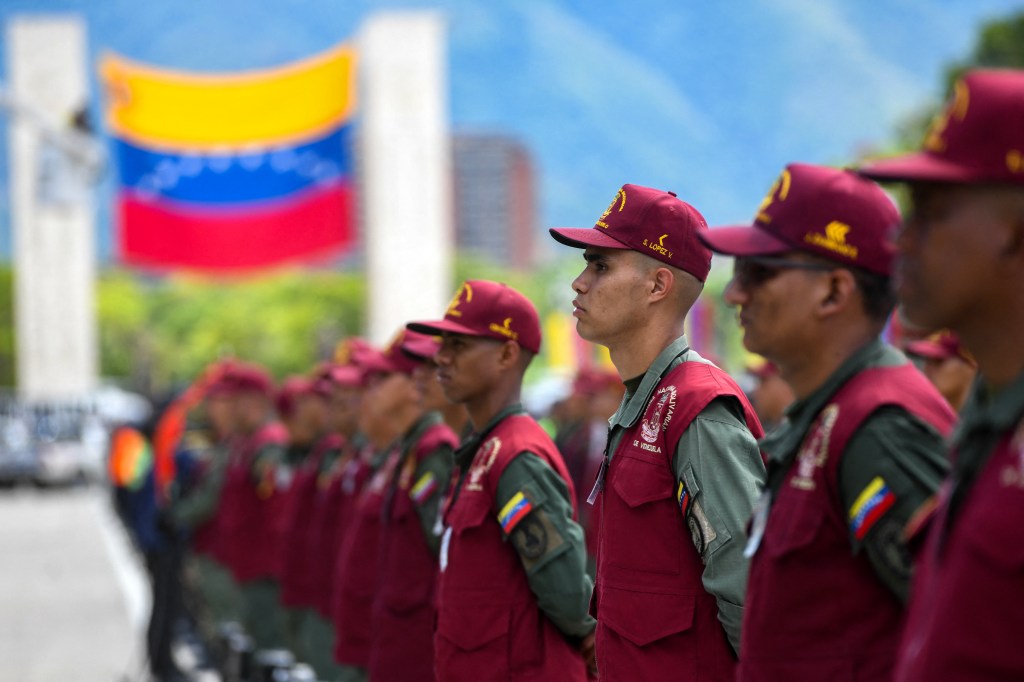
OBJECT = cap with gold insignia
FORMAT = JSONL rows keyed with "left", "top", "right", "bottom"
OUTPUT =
{"left": 406, "top": 280, "right": 542, "bottom": 354}
{"left": 860, "top": 69, "right": 1024, "bottom": 186}
{"left": 359, "top": 329, "right": 433, "bottom": 376}
{"left": 549, "top": 184, "right": 712, "bottom": 282}
{"left": 698, "top": 163, "right": 899, "bottom": 276}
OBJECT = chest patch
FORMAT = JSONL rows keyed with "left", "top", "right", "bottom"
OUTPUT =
{"left": 791, "top": 403, "right": 839, "bottom": 491}
{"left": 467, "top": 436, "right": 501, "bottom": 492}
{"left": 640, "top": 385, "right": 677, "bottom": 444}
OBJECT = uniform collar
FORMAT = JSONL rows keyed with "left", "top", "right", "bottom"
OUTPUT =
{"left": 610, "top": 336, "right": 690, "bottom": 430}
{"left": 455, "top": 403, "right": 526, "bottom": 467}
{"left": 760, "top": 338, "right": 895, "bottom": 463}
{"left": 398, "top": 411, "right": 443, "bottom": 453}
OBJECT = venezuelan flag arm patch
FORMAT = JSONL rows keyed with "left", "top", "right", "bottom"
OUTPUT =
{"left": 410, "top": 471, "right": 438, "bottom": 505}
{"left": 677, "top": 479, "right": 691, "bottom": 517}
{"left": 498, "top": 491, "right": 533, "bottom": 534}
{"left": 849, "top": 476, "right": 896, "bottom": 540}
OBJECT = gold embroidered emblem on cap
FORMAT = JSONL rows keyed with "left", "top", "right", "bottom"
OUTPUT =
{"left": 488, "top": 317, "right": 519, "bottom": 341}
{"left": 925, "top": 79, "right": 970, "bottom": 153}
{"left": 756, "top": 168, "right": 792, "bottom": 223}
{"left": 597, "top": 188, "right": 627, "bottom": 229}
{"left": 804, "top": 220, "right": 858, "bottom": 259}
{"left": 1007, "top": 150, "right": 1024, "bottom": 174}
{"left": 446, "top": 281, "right": 473, "bottom": 318}
{"left": 642, "top": 233, "right": 674, "bottom": 260}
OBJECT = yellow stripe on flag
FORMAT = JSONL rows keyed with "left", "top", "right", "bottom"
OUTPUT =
{"left": 849, "top": 476, "right": 886, "bottom": 520}
{"left": 101, "top": 43, "right": 357, "bottom": 149}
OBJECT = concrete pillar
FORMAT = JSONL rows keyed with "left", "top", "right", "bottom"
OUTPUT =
{"left": 7, "top": 15, "right": 98, "bottom": 400}
{"left": 359, "top": 12, "right": 452, "bottom": 344}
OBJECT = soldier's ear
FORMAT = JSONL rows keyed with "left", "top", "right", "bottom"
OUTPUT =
{"left": 649, "top": 267, "right": 674, "bottom": 303}
{"left": 817, "top": 268, "right": 856, "bottom": 319}
{"left": 497, "top": 339, "right": 520, "bottom": 369}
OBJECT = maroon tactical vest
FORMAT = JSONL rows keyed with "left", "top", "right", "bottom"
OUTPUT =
{"left": 435, "top": 413, "right": 588, "bottom": 682}
{"left": 323, "top": 443, "right": 373, "bottom": 620}
{"left": 369, "top": 421, "right": 459, "bottom": 682}
{"left": 595, "top": 360, "right": 762, "bottom": 682}
{"left": 279, "top": 433, "right": 343, "bottom": 608}
{"left": 218, "top": 421, "right": 289, "bottom": 583}
{"left": 894, "top": 416, "right": 1024, "bottom": 681}
{"left": 740, "top": 364, "right": 955, "bottom": 682}
{"left": 333, "top": 448, "right": 402, "bottom": 667}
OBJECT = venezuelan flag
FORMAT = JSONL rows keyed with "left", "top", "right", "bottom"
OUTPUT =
{"left": 101, "top": 44, "right": 357, "bottom": 272}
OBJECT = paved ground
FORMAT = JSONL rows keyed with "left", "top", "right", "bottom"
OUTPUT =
{"left": 0, "top": 485, "right": 150, "bottom": 682}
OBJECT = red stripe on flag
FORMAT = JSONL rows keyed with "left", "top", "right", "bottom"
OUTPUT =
{"left": 118, "top": 182, "right": 354, "bottom": 273}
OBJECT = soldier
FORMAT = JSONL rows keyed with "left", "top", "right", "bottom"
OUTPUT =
{"left": 273, "top": 376, "right": 333, "bottom": 664}
{"left": 170, "top": 365, "right": 244, "bottom": 645}
{"left": 214, "top": 364, "right": 290, "bottom": 650}
{"left": 859, "top": 69, "right": 1024, "bottom": 680}
{"left": 747, "top": 361, "right": 794, "bottom": 433}
{"left": 362, "top": 330, "right": 459, "bottom": 682}
{"left": 904, "top": 331, "right": 977, "bottom": 413}
{"left": 550, "top": 185, "right": 765, "bottom": 681}
{"left": 698, "top": 163, "right": 955, "bottom": 681}
{"left": 407, "top": 280, "right": 596, "bottom": 681}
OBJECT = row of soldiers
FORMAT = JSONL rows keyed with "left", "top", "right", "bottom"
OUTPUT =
{"left": 138, "top": 67, "right": 1020, "bottom": 682}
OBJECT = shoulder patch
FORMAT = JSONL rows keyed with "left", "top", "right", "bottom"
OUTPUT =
{"left": 676, "top": 478, "right": 691, "bottom": 517}
{"left": 498, "top": 490, "right": 533, "bottom": 534}
{"left": 410, "top": 471, "right": 438, "bottom": 505}
{"left": 510, "top": 506, "right": 566, "bottom": 571}
{"left": 688, "top": 499, "right": 717, "bottom": 556}
{"left": 849, "top": 476, "right": 896, "bottom": 540}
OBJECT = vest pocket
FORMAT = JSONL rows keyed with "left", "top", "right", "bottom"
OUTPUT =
{"left": 606, "top": 455, "right": 680, "bottom": 574}
{"left": 765, "top": 495, "right": 826, "bottom": 559}
{"left": 600, "top": 585, "right": 695, "bottom": 646}
{"left": 436, "top": 602, "right": 510, "bottom": 682}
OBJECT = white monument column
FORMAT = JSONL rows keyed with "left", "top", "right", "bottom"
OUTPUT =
{"left": 7, "top": 16, "right": 99, "bottom": 401}
{"left": 360, "top": 12, "right": 453, "bottom": 345}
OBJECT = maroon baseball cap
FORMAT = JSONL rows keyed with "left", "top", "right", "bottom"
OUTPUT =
{"left": 698, "top": 163, "right": 900, "bottom": 276}
{"left": 360, "top": 329, "right": 428, "bottom": 376}
{"left": 275, "top": 376, "right": 316, "bottom": 418}
{"left": 860, "top": 69, "right": 1024, "bottom": 186}
{"left": 229, "top": 363, "right": 274, "bottom": 396}
{"left": 906, "top": 331, "right": 975, "bottom": 366}
{"left": 406, "top": 280, "right": 542, "bottom": 354}
{"left": 399, "top": 329, "right": 442, "bottom": 363}
{"left": 550, "top": 184, "right": 712, "bottom": 282}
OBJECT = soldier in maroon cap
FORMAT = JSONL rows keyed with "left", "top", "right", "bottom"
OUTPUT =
{"left": 699, "top": 163, "right": 955, "bottom": 681}
{"left": 407, "top": 280, "right": 595, "bottom": 681}
{"left": 550, "top": 185, "right": 765, "bottom": 681}
{"left": 357, "top": 330, "right": 459, "bottom": 682}
{"left": 214, "top": 363, "right": 291, "bottom": 650}
{"left": 905, "top": 331, "right": 977, "bottom": 413}
{"left": 860, "top": 69, "right": 1024, "bottom": 681}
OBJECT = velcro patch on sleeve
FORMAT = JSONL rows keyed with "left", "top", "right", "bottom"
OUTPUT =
{"left": 409, "top": 471, "right": 438, "bottom": 505}
{"left": 849, "top": 476, "right": 896, "bottom": 540}
{"left": 498, "top": 491, "right": 533, "bottom": 534}
{"left": 677, "top": 478, "right": 691, "bottom": 517}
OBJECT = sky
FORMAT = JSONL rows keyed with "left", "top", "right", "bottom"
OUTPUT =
{"left": 0, "top": 0, "right": 1021, "bottom": 263}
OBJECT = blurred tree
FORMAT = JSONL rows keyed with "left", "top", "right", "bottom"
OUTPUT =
{"left": 96, "top": 268, "right": 365, "bottom": 392}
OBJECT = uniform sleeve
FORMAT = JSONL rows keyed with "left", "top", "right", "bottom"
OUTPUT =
{"left": 838, "top": 406, "right": 950, "bottom": 602}
{"left": 409, "top": 443, "right": 455, "bottom": 557}
{"left": 494, "top": 452, "right": 596, "bottom": 639}
{"left": 170, "top": 450, "right": 227, "bottom": 529}
{"left": 672, "top": 396, "right": 766, "bottom": 654}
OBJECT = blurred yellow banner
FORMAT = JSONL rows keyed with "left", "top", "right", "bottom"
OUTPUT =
{"left": 101, "top": 43, "right": 357, "bottom": 149}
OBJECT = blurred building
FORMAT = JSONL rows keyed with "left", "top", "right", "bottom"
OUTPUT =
{"left": 452, "top": 133, "right": 536, "bottom": 268}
